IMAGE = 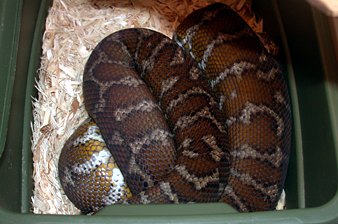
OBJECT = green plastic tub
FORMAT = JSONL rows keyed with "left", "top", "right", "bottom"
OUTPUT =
{"left": 0, "top": 0, "right": 337, "bottom": 223}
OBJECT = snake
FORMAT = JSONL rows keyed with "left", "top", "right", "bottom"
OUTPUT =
{"left": 58, "top": 3, "right": 292, "bottom": 214}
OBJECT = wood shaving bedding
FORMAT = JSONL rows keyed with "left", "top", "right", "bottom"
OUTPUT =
{"left": 31, "top": 0, "right": 264, "bottom": 215}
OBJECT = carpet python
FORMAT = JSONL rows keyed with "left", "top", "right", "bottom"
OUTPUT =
{"left": 58, "top": 3, "right": 292, "bottom": 214}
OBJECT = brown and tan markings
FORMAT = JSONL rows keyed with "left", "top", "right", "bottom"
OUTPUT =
{"left": 59, "top": 3, "right": 291, "bottom": 214}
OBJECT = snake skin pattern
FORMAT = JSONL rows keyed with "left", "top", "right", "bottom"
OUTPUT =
{"left": 58, "top": 3, "right": 291, "bottom": 214}
{"left": 58, "top": 119, "right": 132, "bottom": 213}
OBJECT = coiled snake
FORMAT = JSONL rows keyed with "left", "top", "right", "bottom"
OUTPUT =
{"left": 58, "top": 3, "right": 292, "bottom": 214}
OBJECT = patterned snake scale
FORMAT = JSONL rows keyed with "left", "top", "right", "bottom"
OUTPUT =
{"left": 58, "top": 3, "right": 292, "bottom": 214}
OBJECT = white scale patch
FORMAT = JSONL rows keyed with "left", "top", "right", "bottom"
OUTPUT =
{"left": 219, "top": 95, "right": 225, "bottom": 110}
{"left": 175, "top": 165, "right": 219, "bottom": 190}
{"left": 160, "top": 76, "right": 179, "bottom": 101}
{"left": 259, "top": 52, "right": 268, "bottom": 62}
{"left": 112, "top": 168, "right": 126, "bottom": 188}
{"left": 127, "top": 155, "right": 154, "bottom": 188}
{"left": 257, "top": 67, "right": 279, "bottom": 81}
{"left": 202, "top": 135, "right": 224, "bottom": 162}
{"left": 199, "top": 34, "right": 226, "bottom": 70}
{"left": 173, "top": 6, "right": 220, "bottom": 59}
{"left": 182, "top": 150, "right": 199, "bottom": 158}
{"left": 63, "top": 167, "right": 76, "bottom": 187}
{"left": 180, "top": 138, "right": 193, "bottom": 149}
{"left": 114, "top": 100, "right": 158, "bottom": 121}
{"left": 129, "top": 128, "right": 173, "bottom": 154}
{"left": 257, "top": 52, "right": 281, "bottom": 81}
{"left": 111, "top": 76, "right": 145, "bottom": 87}
{"left": 189, "top": 65, "right": 200, "bottom": 80}
{"left": 87, "top": 51, "right": 109, "bottom": 75}
{"left": 94, "top": 97, "right": 106, "bottom": 113}
{"left": 96, "top": 38, "right": 134, "bottom": 69}
{"left": 210, "top": 61, "right": 256, "bottom": 88}
{"left": 230, "top": 90, "right": 237, "bottom": 100}
{"left": 225, "top": 117, "right": 237, "bottom": 127}
{"left": 71, "top": 149, "right": 111, "bottom": 176}
{"left": 180, "top": 138, "right": 199, "bottom": 158}
{"left": 140, "top": 191, "right": 151, "bottom": 204}
{"left": 175, "top": 23, "right": 203, "bottom": 59}
{"left": 199, "top": 30, "right": 253, "bottom": 71}
{"left": 230, "top": 144, "right": 284, "bottom": 168}
{"left": 230, "top": 168, "right": 279, "bottom": 197}
{"left": 174, "top": 106, "right": 226, "bottom": 134}
{"left": 160, "top": 182, "right": 179, "bottom": 203}
{"left": 170, "top": 48, "right": 185, "bottom": 66}
{"left": 72, "top": 124, "right": 104, "bottom": 146}
{"left": 109, "top": 131, "right": 124, "bottom": 145}
{"left": 167, "top": 87, "right": 217, "bottom": 113}
{"left": 274, "top": 91, "right": 286, "bottom": 105}
{"left": 64, "top": 124, "right": 111, "bottom": 187}
{"left": 104, "top": 168, "right": 129, "bottom": 205}
{"left": 91, "top": 76, "right": 144, "bottom": 112}
{"left": 92, "top": 78, "right": 116, "bottom": 114}
{"left": 88, "top": 50, "right": 131, "bottom": 80}
{"left": 140, "top": 37, "right": 172, "bottom": 78}
{"left": 222, "top": 185, "right": 248, "bottom": 212}
{"left": 226, "top": 102, "right": 284, "bottom": 136}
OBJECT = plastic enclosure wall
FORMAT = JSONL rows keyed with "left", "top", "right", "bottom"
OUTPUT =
{"left": 0, "top": 0, "right": 337, "bottom": 223}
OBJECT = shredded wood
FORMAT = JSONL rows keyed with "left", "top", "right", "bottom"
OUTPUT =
{"left": 31, "top": 0, "right": 268, "bottom": 215}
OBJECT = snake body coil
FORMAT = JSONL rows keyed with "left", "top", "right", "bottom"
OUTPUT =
{"left": 59, "top": 3, "right": 291, "bottom": 214}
